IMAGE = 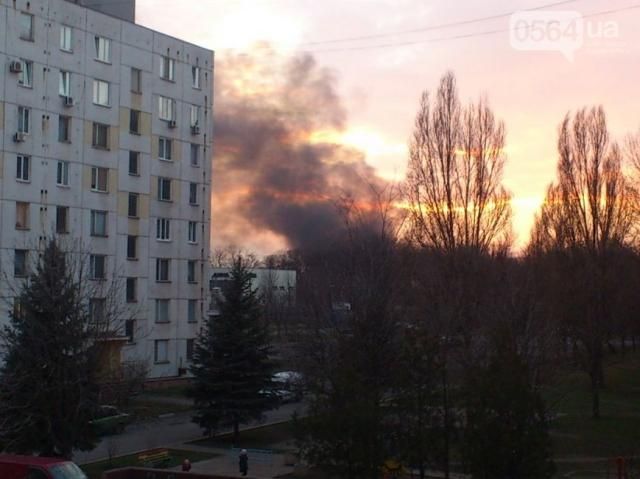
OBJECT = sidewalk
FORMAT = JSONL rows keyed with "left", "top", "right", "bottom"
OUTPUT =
{"left": 172, "top": 445, "right": 296, "bottom": 479}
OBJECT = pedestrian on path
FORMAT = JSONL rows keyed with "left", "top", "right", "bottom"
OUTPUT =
{"left": 182, "top": 458, "right": 191, "bottom": 472}
{"left": 239, "top": 449, "right": 248, "bottom": 476}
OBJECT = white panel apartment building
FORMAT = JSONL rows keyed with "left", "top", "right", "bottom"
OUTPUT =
{"left": 0, "top": 0, "right": 213, "bottom": 379}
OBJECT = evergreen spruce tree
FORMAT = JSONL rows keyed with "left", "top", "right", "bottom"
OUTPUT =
{"left": 0, "top": 239, "right": 101, "bottom": 458}
{"left": 189, "top": 257, "right": 276, "bottom": 442}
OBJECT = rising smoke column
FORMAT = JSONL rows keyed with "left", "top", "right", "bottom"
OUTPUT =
{"left": 213, "top": 45, "right": 388, "bottom": 253}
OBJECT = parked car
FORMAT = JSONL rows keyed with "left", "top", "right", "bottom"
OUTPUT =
{"left": 89, "top": 405, "right": 132, "bottom": 435}
{"left": 0, "top": 454, "right": 87, "bottom": 479}
{"left": 272, "top": 371, "right": 304, "bottom": 402}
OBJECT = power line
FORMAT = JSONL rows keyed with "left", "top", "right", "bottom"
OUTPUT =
{"left": 300, "top": 0, "right": 582, "bottom": 47}
{"left": 303, "top": 2, "right": 640, "bottom": 54}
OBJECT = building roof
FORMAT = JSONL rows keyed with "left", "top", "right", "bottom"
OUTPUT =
{"left": 0, "top": 454, "right": 71, "bottom": 466}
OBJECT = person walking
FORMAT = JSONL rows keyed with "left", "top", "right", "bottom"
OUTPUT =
{"left": 239, "top": 449, "right": 248, "bottom": 476}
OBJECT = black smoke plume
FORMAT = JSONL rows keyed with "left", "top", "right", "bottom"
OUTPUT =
{"left": 213, "top": 45, "right": 389, "bottom": 253}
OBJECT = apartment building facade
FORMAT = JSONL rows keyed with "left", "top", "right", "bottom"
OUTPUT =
{"left": 0, "top": 0, "right": 213, "bottom": 379}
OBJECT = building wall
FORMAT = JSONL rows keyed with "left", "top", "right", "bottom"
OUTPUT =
{"left": 0, "top": 0, "right": 213, "bottom": 379}
{"left": 67, "top": 0, "right": 135, "bottom": 23}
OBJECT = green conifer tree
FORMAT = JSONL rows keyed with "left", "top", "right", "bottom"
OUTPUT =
{"left": 189, "top": 257, "right": 276, "bottom": 442}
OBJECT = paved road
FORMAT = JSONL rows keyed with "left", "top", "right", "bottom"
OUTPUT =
{"left": 74, "top": 402, "right": 306, "bottom": 464}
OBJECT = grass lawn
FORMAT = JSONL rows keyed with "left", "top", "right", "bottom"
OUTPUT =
{"left": 81, "top": 448, "right": 218, "bottom": 479}
{"left": 142, "top": 385, "right": 191, "bottom": 397}
{"left": 543, "top": 352, "right": 640, "bottom": 477}
{"left": 123, "top": 399, "right": 193, "bottom": 421}
{"left": 190, "top": 421, "right": 296, "bottom": 451}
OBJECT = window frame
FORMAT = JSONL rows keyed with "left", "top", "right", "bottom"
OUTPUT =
{"left": 187, "top": 260, "right": 196, "bottom": 283}
{"left": 190, "top": 144, "right": 200, "bottom": 166}
{"left": 160, "top": 56, "right": 175, "bottom": 81}
{"left": 90, "top": 210, "right": 108, "bottom": 237}
{"left": 155, "top": 300, "right": 170, "bottom": 324}
{"left": 127, "top": 235, "right": 138, "bottom": 260}
{"left": 58, "top": 115, "right": 71, "bottom": 143}
{"left": 90, "top": 167, "right": 109, "bottom": 193}
{"left": 157, "top": 177, "right": 172, "bottom": 201}
{"left": 16, "top": 155, "right": 30, "bottom": 182}
{"left": 131, "top": 67, "right": 142, "bottom": 93}
{"left": 60, "top": 25, "right": 73, "bottom": 52}
{"left": 18, "top": 59, "right": 33, "bottom": 87}
{"left": 158, "top": 137, "right": 172, "bottom": 161}
{"left": 59, "top": 70, "right": 71, "bottom": 97}
{"left": 189, "top": 183, "right": 198, "bottom": 205}
{"left": 90, "top": 254, "right": 106, "bottom": 280}
{"left": 128, "top": 193, "right": 139, "bottom": 218}
{"left": 18, "top": 106, "right": 30, "bottom": 134}
{"left": 126, "top": 277, "right": 137, "bottom": 303}
{"left": 192, "top": 65, "right": 201, "bottom": 89}
{"left": 92, "top": 122, "right": 109, "bottom": 149}
{"left": 156, "top": 258, "right": 170, "bottom": 282}
{"left": 92, "top": 79, "right": 110, "bottom": 106}
{"left": 19, "top": 12, "right": 34, "bottom": 41}
{"left": 14, "top": 249, "right": 28, "bottom": 277}
{"left": 154, "top": 339, "right": 169, "bottom": 363}
{"left": 15, "top": 202, "right": 30, "bottom": 230}
{"left": 128, "top": 151, "right": 140, "bottom": 176}
{"left": 129, "top": 109, "right": 141, "bottom": 134}
{"left": 57, "top": 160, "right": 70, "bottom": 186}
{"left": 158, "top": 96, "right": 175, "bottom": 122}
{"left": 156, "top": 218, "right": 171, "bottom": 241}
{"left": 94, "top": 36, "right": 111, "bottom": 63}
{"left": 188, "top": 221, "right": 197, "bottom": 244}
{"left": 56, "top": 206, "right": 69, "bottom": 234}
{"left": 187, "top": 299, "right": 197, "bottom": 323}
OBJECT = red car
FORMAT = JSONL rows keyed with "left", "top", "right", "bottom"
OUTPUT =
{"left": 0, "top": 455, "right": 87, "bottom": 479}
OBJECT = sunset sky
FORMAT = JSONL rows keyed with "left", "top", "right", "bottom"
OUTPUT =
{"left": 137, "top": 0, "right": 640, "bottom": 254}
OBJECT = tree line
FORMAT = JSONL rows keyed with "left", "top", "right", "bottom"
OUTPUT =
{"left": 276, "top": 72, "right": 640, "bottom": 478}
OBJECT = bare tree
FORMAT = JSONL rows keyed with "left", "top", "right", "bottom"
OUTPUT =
{"left": 404, "top": 71, "right": 514, "bottom": 478}
{"left": 406, "top": 71, "right": 512, "bottom": 255}
{"left": 529, "top": 106, "right": 639, "bottom": 418}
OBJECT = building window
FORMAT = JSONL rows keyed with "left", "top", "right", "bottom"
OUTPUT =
{"left": 131, "top": 67, "right": 141, "bottom": 93}
{"left": 160, "top": 56, "right": 175, "bottom": 81}
{"left": 126, "top": 277, "right": 136, "bottom": 303}
{"left": 89, "top": 298, "right": 106, "bottom": 327}
{"left": 127, "top": 235, "right": 137, "bottom": 259}
{"left": 91, "top": 167, "right": 108, "bottom": 192}
{"left": 156, "top": 218, "right": 171, "bottom": 241}
{"left": 190, "top": 144, "right": 200, "bottom": 166}
{"left": 186, "top": 338, "right": 195, "bottom": 361}
{"left": 60, "top": 25, "right": 72, "bottom": 52}
{"left": 56, "top": 206, "right": 69, "bottom": 234}
{"left": 189, "top": 183, "right": 198, "bottom": 205}
{"left": 154, "top": 339, "right": 169, "bottom": 363}
{"left": 19, "top": 13, "right": 33, "bottom": 41}
{"left": 94, "top": 36, "right": 111, "bottom": 63}
{"left": 188, "top": 221, "right": 197, "bottom": 243}
{"left": 125, "top": 319, "right": 135, "bottom": 342}
{"left": 92, "top": 122, "right": 109, "bottom": 149}
{"left": 13, "top": 298, "right": 25, "bottom": 320}
{"left": 128, "top": 151, "right": 140, "bottom": 176}
{"left": 90, "top": 210, "right": 107, "bottom": 237}
{"left": 188, "top": 300, "right": 197, "bottom": 323}
{"left": 129, "top": 109, "right": 140, "bottom": 134}
{"left": 187, "top": 260, "right": 196, "bottom": 283}
{"left": 18, "top": 107, "right": 30, "bottom": 134}
{"left": 57, "top": 161, "right": 70, "bottom": 186}
{"left": 190, "top": 105, "right": 200, "bottom": 127}
{"left": 90, "top": 255, "right": 106, "bottom": 280}
{"left": 158, "top": 96, "right": 175, "bottom": 121}
{"left": 157, "top": 177, "right": 171, "bottom": 201}
{"left": 128, "top": 193, "right": 139, "bottom": 218}
{"left": 156, "top": 259, "right": 170, "bottom": 282}
{"left": 16, "top": 202, "right": 29, "bottom": 230}
{"left": 14, "top": 250, "right": 28, "bottom": 277}
{"left": 16, "top": 155, "right": 30, "bottom": 182}
{"left": 58, "top": 116, "right": 71, "bottom": 142}
{"left": 158, "top": 138, "right": 172, "bottom": 161}
{"left": 192, "top": 66, "right": 201, "bottom": 89}
{"left": 93, "top": 80, "right": 110, "bottom": 106}
{"left": 155, "top": 300, "right": 170, "bottom": 323}
{"left": 59, "top": 71, "right": 71, "bottom": 97}
{"left": 18, "top": 60, "right": 32, "bottom": 87}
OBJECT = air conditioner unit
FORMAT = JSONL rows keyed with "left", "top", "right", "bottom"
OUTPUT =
{"left": 191, "top": 125, "right": 200, "bottom": 135}
{"left": 13, "top": 132, "right": 27, "bottom": 143}
{"left": 63, "top": 96, "right": 74, "bottom": 107}
{"left": 9, "top": 61, "right": 23, "bottom": 73}
{"left": 168, "top": 120, "right": 177, "bottom": 129}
